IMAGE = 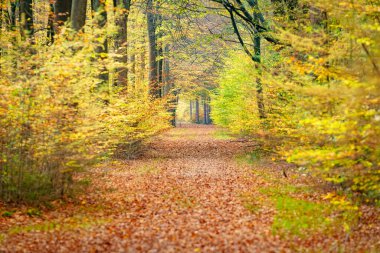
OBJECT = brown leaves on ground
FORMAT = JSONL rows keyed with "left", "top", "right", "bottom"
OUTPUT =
{"left": 1, "top": 125, "right": 379, "bottom": 252}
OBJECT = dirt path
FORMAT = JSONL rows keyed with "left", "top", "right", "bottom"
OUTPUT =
{"left": 1, "top": 125, "right": 379, "bottom": 252}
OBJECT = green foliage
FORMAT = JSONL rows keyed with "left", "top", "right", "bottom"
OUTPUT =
{"left": 211, "top": 51, "right": 260, "bottom": 135}
{"left": 5, "top": 215, "right": 110, "bottom": 235}
{"left": 272, "top": 196, "right": 335, "bottom": 237}
{"left": 1, "top": 210, "right": 15, "bottom": 218}
{"left": 211, "top": 0, "right": 380, "bottom": 205}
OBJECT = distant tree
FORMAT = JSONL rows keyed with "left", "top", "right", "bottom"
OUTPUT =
{"left": 195, "top": 99, "right": 200, "bottom": 123}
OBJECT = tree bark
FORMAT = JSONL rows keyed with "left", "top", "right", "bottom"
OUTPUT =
{"left": 203, "top": 99, "right": 207, "bottom": 124}
{"left": 251, "top": 0, "right": 266, "bottom": 119}
{"left": 7, "top": 1, "right": 17, "bottom": 30}
{"left": 19, "top": 0, "right": 34, "bottom": 38}
{"left": 207, "top": 102, "right": 211, "bottom": 124}
{"left": 147, "top": 0, "right": 159, "bottom": 98}
{"left": 47, "top": 2, "right": 55, "bottom": 43}
{"left": 190, "top": 100, "right": 193, "bottom": 122}
{"left": 114, "top": 0, "right": 131, "bottom": 86}
{"left": 71, "top": 0, "right": 87, "bottom": 31}
{"left": 195, "top": 99, "right": 200, "bottom": 124}
{"left": 139, "top": 35, "right": 146, "bottom": 83}
{"left": 92, "top": 0, "right": 108, "bottom": 83}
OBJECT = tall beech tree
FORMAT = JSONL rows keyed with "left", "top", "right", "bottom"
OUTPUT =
{"left": 114, "top": 0, "right": 131, "bottom": 86}
{"left": 71, "top": 0, "right": 87, "bottom": 31}
{"left": 147, "top": 0, "right": 159, "bottom": 98}
{"left": 92, "top": 0, "right": 109, "bottom": 83}
{"left": 20, "top": 0, "right": 34, "bottom": 38}
{"left": 209, "top": 0, "right": 283, "bottom": 119}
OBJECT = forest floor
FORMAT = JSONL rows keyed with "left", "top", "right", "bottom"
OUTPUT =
{"left": 0, "top": 125, "right": 379, "bottom": 252}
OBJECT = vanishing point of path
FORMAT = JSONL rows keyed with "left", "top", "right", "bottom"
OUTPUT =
{"left": 1, "top": 125, "right": 379, "bottom": 252}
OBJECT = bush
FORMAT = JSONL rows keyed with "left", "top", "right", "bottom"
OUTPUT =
{"left": 0, "top": 26, "right": 170, "bottom": 203}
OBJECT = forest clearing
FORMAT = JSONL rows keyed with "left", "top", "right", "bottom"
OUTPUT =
{"left": 0, "top": 0, "right": 379, "bottom": 252}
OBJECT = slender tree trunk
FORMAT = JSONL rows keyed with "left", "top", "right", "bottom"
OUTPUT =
{"left": 163, "top": 45, "right": 176, "bottom": 126}
{"left": 9, "top": 2, "right": 17, "bottom": 30}
{"left": 0, "top": 0, "right": 3, "bottom": 32}
{"left": 71, "top": 0, "right": 87, "bottom": 31}
{"left": 157, "top": 44, "right": 163, "bottom": 97}
{"left": 252, "top": 1, "right": 266, "bottom": 119}
{"left": 207, "top": 98, "right": 212, "bottom": 124}
{"left": 190, "top": 100, "right": 193, "bottom": 122}
{"left": 163, "top": 45, "right": 170, "bottom": 96}
{"left": 203, "top": 99, "right": 207, "bottom": 124}
{"left": 92, "top": 0, "right": 108, "bottom": 83}
{"left": 147, "top": 0, "right": 159, "bottom": 98}
{"left": 19, "top": 0, "right": 34, "bottom": 38}
{"left": 114, "top": 0, "right": 131, "bottom": 87}
{"left": 195, "top": 99, "right": 200, "bottom": 124}
{"left": 130, "top": 40, "right": 136, "bottom": 88}
{"left": 47, "top": 2, "right": 55, "bottom": 44}
{"left": 156, "top": 11, "right": 163, "bottom": 97}
{"left": 139, "top": 35, "right": 146, "bottom": 84}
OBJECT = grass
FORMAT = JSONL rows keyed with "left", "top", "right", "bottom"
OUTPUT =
{"left": 136, "top": 164, "right": 160, "bottom": 175}
{"left": 272, "top": 196, "right": 335, "bottom": 237}
{"left": 259, "top": 184, "right": 313, "bottom": 197}
{"left": 235, "top": 149, "right": 272, "bottom": 166}
{"left": 213, "top": 129, "right": 234, "bottom": 140}
{"left": 5, "top": 215, "right": 110, "bottom": 236}
{"left": 237, "top": 150, "right": 359, "bottom": 239}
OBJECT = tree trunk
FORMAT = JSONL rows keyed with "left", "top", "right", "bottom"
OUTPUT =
{"left": 0, "top": 0, "right": 4, "bottom": 32}
{"left": 163, "top": 45, "right": 170, "bottom": 96}
{"left": 195, "top": 99, "right": 200, "bottom": 124}
{"left": 156, "top": 11, "right": 163, "bottom": 97}
{"left": 139, "top": 35, "right": 146, "bottom": 84}
{"left": 147, "top": 0, "right": 159, "bottom": 98}
{"left": 207, "top": 98, "right": 212, "bottom": 124}
{"left": 19, "top": 0, "right": 34, "bottom": 38}
{"left": 47, "top": 3, "right": 55, "bottom": 44}
{"left": 71, "top": 0, "right": 87, "bottom": 31}
{"left": 114, "top": 0, "right": 131, "bottom": 87}
{"left": 54, "top": 0, "right": 72, "bottom": 32}
{"left": 130, "top": 39, "right": 136, "bottom": 88}
{"left": 157, "top": 44, "right": 163, "bottom": 97}
{"left": 92, "top": 0, "right": 108, "bottom": 83}
{"left": 203, "top": 99, "right": 207, "bottom": 124}
{"left": 8, "top": 1, "right": 17, "bottom": 30}
{"left": 190, "top": 100, "right": 193, "bottom": 122}
{"left": 252, "top": 1, "right": 266, "bottom": 119}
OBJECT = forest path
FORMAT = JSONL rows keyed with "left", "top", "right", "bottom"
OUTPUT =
{"left": 1, "top": 125, "right": 379, "bottom": 252}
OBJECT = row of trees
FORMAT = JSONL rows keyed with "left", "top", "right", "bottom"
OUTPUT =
{"left": 0, "top": 0, "right": 182, "bottom": 203}
{"left": 210, "top": 0, "right": 379, "bottom": 204}
{"left": 2, "top": 0, "right": 378, "bottom": 205}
